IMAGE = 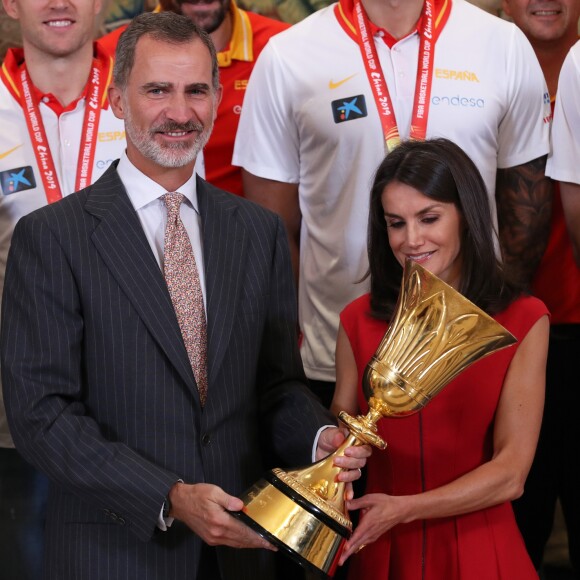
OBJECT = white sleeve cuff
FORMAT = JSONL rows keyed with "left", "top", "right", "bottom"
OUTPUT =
{"left": 312, "top": 424, "right": 336, "bottom": 462}
{"left": 157, "top": 479, "right": 184, "bottom": 531}
{"left": 157, "top": 509, "right": 175, "bottom": 532}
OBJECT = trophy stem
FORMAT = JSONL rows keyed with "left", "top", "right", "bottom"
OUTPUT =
{"left": 338, "top": 406, "right": 388, "bottom": 450}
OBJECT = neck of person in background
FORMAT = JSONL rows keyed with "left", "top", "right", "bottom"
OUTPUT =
{"left": 361, "top": 0, "right": 424, "bottom": 39}
{"left": 22, "top": 39, "right": 95, "bottom": 108}
{"left": 209, "top": 6, "right": 233, "bottom": 53}
{"left": 528, "top": 27, "right": 579, "bottom": 98}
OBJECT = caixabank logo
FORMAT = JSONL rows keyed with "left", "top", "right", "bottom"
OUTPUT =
{"left": 332, "top": 95, "right": 368, "bottom": 123}
{"left": 0, "top": 166, "right": 36, "bottom": 195}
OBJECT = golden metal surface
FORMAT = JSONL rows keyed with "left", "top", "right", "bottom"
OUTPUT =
{"left": 361, "top": 261, "right": 517, "bottom": 414}
{"left": 239, "top": 476, "right": 346, "bottom": 576}
{"left": 275, "top": 467, "right": 352, "bottom": 530}
{"left": 338, "top": 261, "right": 517, "bottom": 445}
{"left": 239, "top": 260, "right": 518, "bottom": 577}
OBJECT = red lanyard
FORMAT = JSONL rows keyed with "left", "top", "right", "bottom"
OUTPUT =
{"left": 17, "top": 61, "right": 105, "bottom": 204}
{"left": 352, "top": 0, "right": 450, "bottom": 152}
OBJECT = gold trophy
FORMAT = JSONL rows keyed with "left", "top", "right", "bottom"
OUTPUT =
{"left": 234, "top": 261, "right": 517, "bottom": 577}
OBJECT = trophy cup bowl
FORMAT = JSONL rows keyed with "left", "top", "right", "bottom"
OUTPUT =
{"left": 234, "top": 261, "right": 517, "bottom": 577}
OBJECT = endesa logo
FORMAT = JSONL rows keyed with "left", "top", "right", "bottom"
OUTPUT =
{"left": 431, "top": 94, "right": 485, "bottom": 108}
{"left": 96, "top": 159, "right": 116, "bottom": 170}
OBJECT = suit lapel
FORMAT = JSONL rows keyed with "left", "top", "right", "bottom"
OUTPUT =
{"left": 85, "top": 164, "right": 197, "bottom": 394}
{"left": 197, "top": 178, "right": 247, "bottom": 387}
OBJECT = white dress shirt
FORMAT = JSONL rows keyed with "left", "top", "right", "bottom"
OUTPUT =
{"left": 117, "top": 153, "right": 207, "bottom": 313}
{"left": 117, "top": 153, "right": 204, "bottom": 530}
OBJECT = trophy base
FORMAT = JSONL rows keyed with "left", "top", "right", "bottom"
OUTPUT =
{"left": 233, "top": 469, "right": 350, "bottom": 578}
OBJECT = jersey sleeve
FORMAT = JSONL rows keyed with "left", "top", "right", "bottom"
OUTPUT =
{"left": 496, "top": 25, "right": 551, "bottom": 169}
{"left": 546, "top": 41, "right": 580, "bottom": 184}
{"left": 232, "top": 38, "right": 301, "bottom": 184}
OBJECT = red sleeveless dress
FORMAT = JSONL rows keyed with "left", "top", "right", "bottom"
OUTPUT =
{"left": 341, "top": 294, "right": 548, "bottom": 579}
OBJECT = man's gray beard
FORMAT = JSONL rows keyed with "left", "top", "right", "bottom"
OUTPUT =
{"left": 125, "top": 110, "right": 212, "bottom": 169}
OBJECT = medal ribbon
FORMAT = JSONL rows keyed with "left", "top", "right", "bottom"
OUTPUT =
{"left": 17, "top": 61, "right": 105, "bottom": 204}
{"left": 352, "top": 0, "right": 449, "bottom": 152}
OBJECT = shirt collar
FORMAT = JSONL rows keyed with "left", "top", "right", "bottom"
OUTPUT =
{"left": 335, "top": 0, "right": 418, "bottom": 47}
{"left": 335, "top": 0, "right": 450, "bottom": 48}
{"left": 117, "top": 152, "right": 199, "bottom": 214}
{"left": 0, "top": 45, "right": 114, "bottom": 114}
{"left": 217, "top": 0, "right": 254, "bottom": 67}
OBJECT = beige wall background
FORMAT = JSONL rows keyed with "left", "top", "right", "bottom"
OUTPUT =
{"left": 0, "top": 4, "right": 21, "bottom": 57}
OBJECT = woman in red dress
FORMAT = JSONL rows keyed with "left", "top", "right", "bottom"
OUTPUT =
{"left": 332, "top": 139, "right": 549, "bottom": 579}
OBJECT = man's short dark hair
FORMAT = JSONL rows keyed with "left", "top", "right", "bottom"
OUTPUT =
{"left": 113, "top": 12, "right": 219, "bottom": 92}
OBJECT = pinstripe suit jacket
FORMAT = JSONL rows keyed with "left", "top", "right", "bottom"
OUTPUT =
{"left": 0, "top": 163, "right": 333, "bottom": 579}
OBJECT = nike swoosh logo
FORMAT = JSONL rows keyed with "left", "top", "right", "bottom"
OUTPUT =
{"left": 329, "top": 74, "right": 357, "bottom": 90}
{"left": 0, "top": 144, "right": 23, "bottom": 160}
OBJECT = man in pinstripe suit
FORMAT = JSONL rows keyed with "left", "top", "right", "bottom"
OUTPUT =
{"left": 0, "top": 12, "right": 368, "bottom": 579}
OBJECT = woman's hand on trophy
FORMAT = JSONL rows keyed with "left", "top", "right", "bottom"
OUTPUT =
{"left": 339, "top": 493, "right": 408, "bottom": 564}
{"left": 315, "top": 426, "right": 372, "bottom": 491}
{"left": 168, "top": 482, "right": 278, "bottom": 550}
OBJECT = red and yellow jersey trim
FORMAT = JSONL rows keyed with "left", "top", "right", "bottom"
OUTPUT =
{"left": 218, "top": 1, "right": 254, "bottom": 67}
{"left": 335, "top": 0, "right": 452, "bottom": 45}
{"left": 0, "top": 44, "right": 114, "bottom": 111}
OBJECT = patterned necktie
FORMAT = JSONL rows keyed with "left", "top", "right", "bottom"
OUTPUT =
{"left": 162, "top": 192, "right": 208, "bottom": 406}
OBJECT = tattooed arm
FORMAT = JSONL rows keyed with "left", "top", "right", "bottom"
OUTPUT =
{"left": 495, "top": 155, "right": 553, "bottom": 288}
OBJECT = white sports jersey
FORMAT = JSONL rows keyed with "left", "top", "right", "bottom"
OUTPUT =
{"left": 546, "top": 40, "right": 580, "bottom": 185}
{"left": 0, "top": 46, "right": 127, "bottom": 447}
{"left": 233, "top": 0, "right": 550, "bottom": 382}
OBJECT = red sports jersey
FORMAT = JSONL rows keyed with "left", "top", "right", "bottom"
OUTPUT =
{"left": 532, "top": 99, "right": 580, "bottom": 324}
{"left": 207, "top": 6, "right": 289, "bottom": 196}
{"left": 97, "top": 26, "right": 126, "bottom": 59}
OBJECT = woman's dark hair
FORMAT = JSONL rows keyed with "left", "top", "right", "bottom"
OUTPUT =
{"left": 366, "top": 138, "right": 522, "bottom": 320}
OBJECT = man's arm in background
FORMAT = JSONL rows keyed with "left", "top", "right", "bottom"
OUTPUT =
{"left": 496, "top": 155, "right": 553, "bottom": 287}
{"left": 243, "top": 170, "right": 301, "bottom": 286}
